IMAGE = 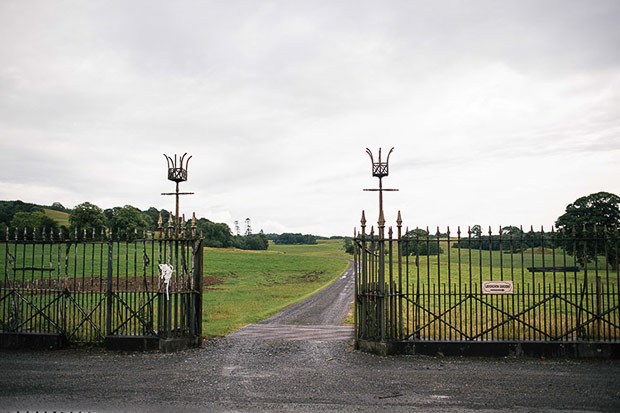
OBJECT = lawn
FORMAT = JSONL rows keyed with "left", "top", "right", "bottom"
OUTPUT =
{"left": 202, "top": 239, "right": 350, "bottom": 336}
{"left": 269, "top": 238, "right": 350, "bottom": 258}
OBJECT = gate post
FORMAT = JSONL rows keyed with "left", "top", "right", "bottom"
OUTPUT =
{"left": 359, "top": 211, "right": 367, "bottom": 340}
{"left": 378, "top": 210, "right": 386, "bottom": 341}
{"left": 353, "top": 227, "right": 358, "bottom": 340}
{"left": 193, "top": 238, "right": 203, "bottom": 337}
{"left": 397, "top": 211, "right": 403, "bottom": 340}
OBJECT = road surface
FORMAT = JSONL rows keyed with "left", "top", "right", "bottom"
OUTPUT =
{"left": 1, "top": 259, "right": 619, "bottom": 412}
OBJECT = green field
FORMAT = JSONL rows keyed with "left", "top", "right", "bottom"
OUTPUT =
{"left": 43, "top": 208, "right": 70, "bottom": 227}
{"left": 363, "top": 238, "right": 618, "bottom": 288}
{"left": 270, "top": 239, "right": 350, "bottom": 258}
{"left": 203, "top": 239, "right": 349, "bottom": 336}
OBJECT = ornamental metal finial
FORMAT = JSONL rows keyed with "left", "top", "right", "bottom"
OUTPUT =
{"left": 164, "top": 153, "right": 192, "bottom": 183}
{"left": 162, "top": 153, "right": 195, "bottom": 237}
{"left": 363, "top": 147, "right": 398, "bottom": 237}
{"left": 366, "top": 147, "right": 394, "bottom": 178}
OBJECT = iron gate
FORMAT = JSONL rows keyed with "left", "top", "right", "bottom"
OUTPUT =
{"left": 0, "top": 228, "right": 203, "bottom": 345}
{"left": 354, "top": 211, "right": 620, "bottom": 348}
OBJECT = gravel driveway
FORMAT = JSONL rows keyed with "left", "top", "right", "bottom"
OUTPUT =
{"left": 1, "top": 260, "right": 619, "bottom": 412}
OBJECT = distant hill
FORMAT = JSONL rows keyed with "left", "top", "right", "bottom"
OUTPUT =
{"left": 0, "top": 200, "right": 70, "bottom": 228}
{"left": 43, "top": 208, "right": 70, "bottom": 227}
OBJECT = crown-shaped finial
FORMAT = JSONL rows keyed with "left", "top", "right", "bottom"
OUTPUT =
{"left": 164, "top": 153, "right": 192, "bottom": 183}
{"left": 366, "top": 147, "right": 394, "bottom": 178}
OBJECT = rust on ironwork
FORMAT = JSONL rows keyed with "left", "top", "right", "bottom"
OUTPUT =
{"left": 161, "top": 153, "right": 195, "bottom": 237}
{"left": 363, "top": 147, "right": 398, "bottom": 236}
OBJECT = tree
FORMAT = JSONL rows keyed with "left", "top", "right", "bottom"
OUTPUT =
{"left": 103, "top": 207, "right": 121, "bottom": 223}
{"left": 402, "top": 229, "right": 443, "bottom": 256}
{"left": 273, "top": 233, "right": 318, "bottom": 245}
{"left": 501, "top": 226, "right": 522, "bottom": 236}
{"left": 0, "top": 200, "right": 43, "bottom": 226}
{"left": 343, "top": 237, "right": 354, "bottom": 255}
{"left": 50, "top": 202, "right": 68, "bottom": 212}
{"left": 70, "top": 202, "right": 107, "bottom": 235}
{"left": 555, "top": 192, "right": 620, "bottom": 270}
{"left": 10, "top": 211, "right": 58, "bottom": 238}
{"left": 233, "top": 231, "right": 268, "bottom": 251}
{"left": 194, "top": 218, "right": 233, "bottom": 247}
{"left": 109, "top": 205, "right": 148, "bottom": 237}
{"left": 470, "top": 225, "right": 482, "bottom": 238}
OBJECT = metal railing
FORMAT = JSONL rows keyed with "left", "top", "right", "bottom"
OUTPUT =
{"left": 0, "top": 227, "right": 203, "bottom": 344}
{"left": 354, "top": 214, "right": 620, "bottom": 343}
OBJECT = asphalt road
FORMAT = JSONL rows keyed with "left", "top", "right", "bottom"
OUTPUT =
{"left": 1, "top": 260, "right": 619, "bottom": 412}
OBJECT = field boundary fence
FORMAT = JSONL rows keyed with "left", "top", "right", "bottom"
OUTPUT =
{"left": 354, "top": 211, "right": 620, "bottom": 357}
{"left": 0, "top": 226, "right": 203, "bottom": 349}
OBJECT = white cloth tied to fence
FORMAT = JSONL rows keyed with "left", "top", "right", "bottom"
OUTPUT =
{"left": 158, "top": 263, "right": 175, "bottom": 300}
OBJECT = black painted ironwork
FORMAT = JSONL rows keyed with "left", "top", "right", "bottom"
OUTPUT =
{"left": 0, "top": 228, "right": 203, "bottom": 344}
{"left": 354, "top": 148, "right": 619, "bottom": 345}
{"left": 363, "top": 148, "right": 398, "bottom": 228}
{"left": 354, "top": 220, "right": 620, "bottom": 343}
{"left": 162, "top": 153, "right": 194, "bottom": 237}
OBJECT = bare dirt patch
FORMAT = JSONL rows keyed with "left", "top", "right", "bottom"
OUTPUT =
{"left": 291, "top": 270, "right": 325, "bottom": 283}
{"left": 9, "top": 274, "right": 228, "bottom": 293}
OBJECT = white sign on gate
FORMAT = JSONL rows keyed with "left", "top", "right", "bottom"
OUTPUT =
{"left": 482, "top": 281, "right": 514, "bottom": 294}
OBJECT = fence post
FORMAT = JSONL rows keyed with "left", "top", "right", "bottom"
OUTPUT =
{"left": 353, "top": 228, "right": 358, "bottom": 341}
{"left": 193, "top": 238, "right": 203, "bottom": 337}
{"left": 360, "top": 211, "right": 367, "bottom": 340}
{"left": 106, "top": 239, "right": 113, "bottom": 337}
{"left": 378, "top": 210, "right": 386, "bottom": 341}
{"left": 397, "top": 211, "right": 403, "bottom": 340}
{"left": 596, "top": 274, "right": 602, "bottom": 339}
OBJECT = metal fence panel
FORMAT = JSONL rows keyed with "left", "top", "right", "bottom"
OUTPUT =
{"left": 355, "top": 218, "right": 620, "bottom": 343}
{"left": 0, "top": 229, "right": 203, "bottom": 344}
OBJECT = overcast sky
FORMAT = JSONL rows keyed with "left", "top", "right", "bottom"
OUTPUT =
{"left": 1, "top": 0, "right": 619, "bottom": 237}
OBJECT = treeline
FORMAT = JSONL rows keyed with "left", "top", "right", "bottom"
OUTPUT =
{"left": 1, "top": 200, "right": 63, "bottom": 235}
{"left": 0, "top": 200, "right": 268, "bottom": 251}
{"left": 403, "top": 229, "right": 444, "bottom": 256}
{"left": 342, "top": 229, "right": 444, "bottom": 256}
{"left": 267, "top": 233, "right": 318, "bottom": 245}
{"left": 451, "top": 226, "right": 552, "bottom": 252}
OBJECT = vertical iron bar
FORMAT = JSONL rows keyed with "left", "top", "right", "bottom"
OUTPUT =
{"left": 487, "top": 227, "right": 492, "bottom": 340}
{"left": 457, "top": 227, "right": 463, "bottom": 339}
{"left": 406, "top": 231, "right": 410, "bottom": 339}
{"left": 397, "top": 213, "right": 403, "bottom": 340}
{"left": 551, "top": 227, "right": 558, "bottom": 340}
{"left": 106, "top": 239, "right": 113, "bottom": 337}
{"left": 519, "top": 227, "right": 525, "bottom": 340}
{"left": 446, "top": 227, "right": 451, "bottom": 340}
{"left": 468, "top": 227, "right": 473, "bottom": 340}
{"left": 540, "top": 227, "right": 547, "bottom": 340}
{"left": 388, "top": 226, "right": 393, "bottom": 339}
{"left": 509, "top": 228, "right": 515, "bottom": 339}
{"left": 562, "top": 229, "right": 569, "bottom": 340}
